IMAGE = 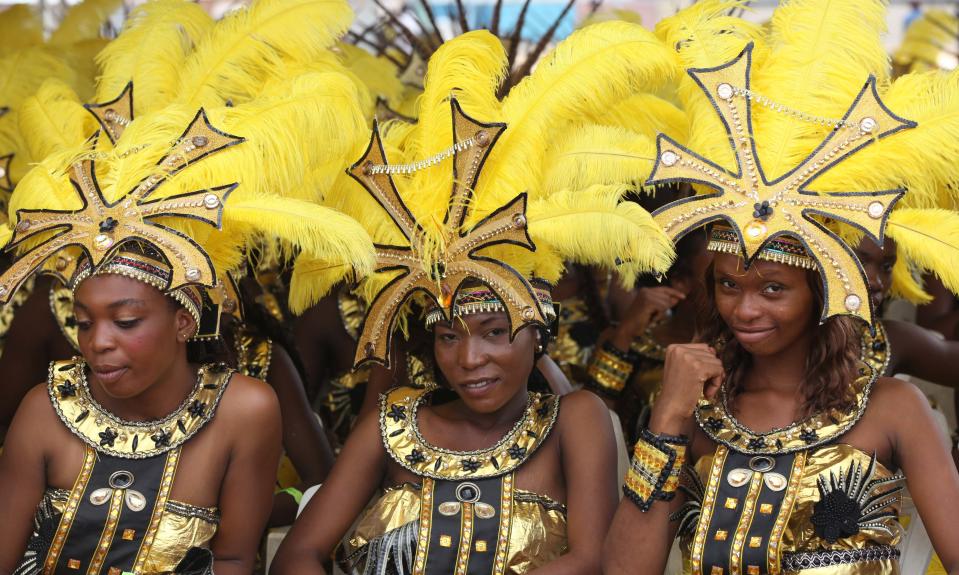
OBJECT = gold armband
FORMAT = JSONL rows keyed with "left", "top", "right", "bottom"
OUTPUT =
{"left": 586, "top": 341, "right": 634, "bottom": 397}
{"left": 623, "top": 429, "right": 688, "bottom": 511}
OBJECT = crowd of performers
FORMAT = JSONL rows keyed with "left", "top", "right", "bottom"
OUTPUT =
{"left": 0, "top": 0, "right": 959, "bottom": 574}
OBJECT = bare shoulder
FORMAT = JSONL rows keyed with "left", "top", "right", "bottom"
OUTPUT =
{"left": 7, "top": 382, "right": 65, "bottom": 449}
{"left": 866, "top": 376, "right": 930, "bottom": 417}
{"left": 557, "top": 390, "right": 610, "bottom": 429}
{"left": 16, "top": 383, "right": 59, "bottom": 423}
{"left": 217, "top": 372, "right": 281, "bottom": 422}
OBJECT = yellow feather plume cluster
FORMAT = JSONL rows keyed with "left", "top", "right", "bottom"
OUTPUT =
{"left": 894, "top": 10, "right": 958, "bottom": 74}
{"left": 3, "top": 0, "right": 375, "bottom": 312}
{"left": 322, "top": 25, "right": 677, "bottom": 316}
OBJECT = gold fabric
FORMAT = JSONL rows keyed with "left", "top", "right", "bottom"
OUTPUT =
{"left": 346, "top": 483, "right": 567, "bottom": 574}
{"left": 49, "top": 280, "right": 80, "bottom": 352}
{"left": 548, "top": 296, "right": 595, "bottom": 385}
{"left": 234, "top": 327, "right": 272, "bottom": 381}
{"left": 45, "top": 489, "right": 218, "bottom": 574}
{"left": 683, "top": 444, "right": 903, "bottom": 574}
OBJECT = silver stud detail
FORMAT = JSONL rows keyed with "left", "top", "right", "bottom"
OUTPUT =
{"left": 844, "top": 294, "right": 861, "bottom": 312}
{"left": 191, "top": 135, "right": 209, "bottom": 148}
{"left": 185, "top": 268, "right": 201, "bottom": 281}
{"left": 859, "top": 117, "right": 877, "bottom": 133}
{"left": 717, "top": 83, "right": 734, "bottom": 100}
{"left": 867, "top": 201, "right": 884, "bottom": 219}
{"left": 661, "top": 150, "right": 679, "bottom": 167}
{"left": 203, "top": 194, "right": 220, "bottom": 209}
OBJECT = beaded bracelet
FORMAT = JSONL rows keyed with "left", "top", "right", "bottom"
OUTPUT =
{"left": 623, "top": 428, "right": 689, "bottom": 511}
{"left": 586, "top": 341, "right": 635, "bottom": 396}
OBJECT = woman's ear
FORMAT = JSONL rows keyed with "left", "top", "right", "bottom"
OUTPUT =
{"left": 175, "top": 308, "right": 197, "bottom": 342}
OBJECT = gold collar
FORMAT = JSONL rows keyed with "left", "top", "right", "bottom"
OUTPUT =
{"left": 696, "top": 370, "right": 873, "bottom": 455}
{"left": 48, "top": 359, "right": 233, "bottom": 459}
{"left": 380, "top": 386, "right": 559, "bottom": 480}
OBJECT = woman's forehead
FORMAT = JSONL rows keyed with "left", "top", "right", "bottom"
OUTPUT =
{"left": 713, "top": 253, "right": 806, "bottom": 281}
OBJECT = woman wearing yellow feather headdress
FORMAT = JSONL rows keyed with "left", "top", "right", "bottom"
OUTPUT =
{"left": 600, "top": 1, "right": 959, "bottom": 573}
{"left": 273, "top": 20, "right": 676, "bottom": 575}
{"left": 0, "top": 0, "right": 376, "bottom": 572}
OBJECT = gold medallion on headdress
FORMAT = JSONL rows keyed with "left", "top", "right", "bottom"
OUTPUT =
{"left": 348, "top": 98, "right": 548, "bottom": 368}
{"left": 0, "top": 111, "right": 243, "bottom": 303}
{"left": 649, "top": 44, "right": 915, "bottom": 325}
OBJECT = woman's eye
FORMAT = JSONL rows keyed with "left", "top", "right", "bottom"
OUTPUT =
{"left": 76, "top": 320, "right": 92, "bottom": 331}
{"left": 718, "top": 278, "right": 736, "bottom": 289}
{"left": 882, "top": 262, "right": 895, "bottom": 273}
{"left": 486, "top": 328, "right": 507, "bottom": 338}
{"left": 115, "top": 319, "right": 141, "bottom": 329}
{"left": 763, "top": 284, "right": 784, "bottom": 294}
{"left": 437, "top": 333, "right": 457, "bottom": 343}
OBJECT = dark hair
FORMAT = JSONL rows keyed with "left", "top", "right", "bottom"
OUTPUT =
{"left": 699, "top": 260, "right": 861, "bottom": 416}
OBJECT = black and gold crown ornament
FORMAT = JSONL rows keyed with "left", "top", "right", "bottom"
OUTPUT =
{"left": 348, "top": 98, "right": 550, "bottom": 368}
{"left": 649, "top": 44, "right": 915, "bottom": 326}
{"left": 0, "top": 111, "right": 243, "bottom": 304}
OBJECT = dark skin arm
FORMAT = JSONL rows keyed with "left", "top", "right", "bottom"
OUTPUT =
{"left": 270, "top": 410, "right": 387, "bottom": 575}
{"left": 0, "top": 385, "right": 56, "bottom": 575}
{"left": 914, "top": 274, "right": 959, "bottom": 340}
{"left": 604, "top": 343, "right": 723, "bottom": 574}
{"left": 266, "top": 344, "right": 335, "bottom": 526}
{"left": 292, "top": 294, "right": 355, "bottom": 402}
{"left": 210, "top": 375, "right": 283, "bottom": 575}
{"left": 528, "top": 391, "right": 618, "bottom": 574}
{"left": 0, "top": 276, "right": 75, "bottom": 435}
{"left": 867, "top": 377, "right": 959, "bottom": 572}
{"left": 883, "top": 318, "right": 959, "bottom": 386}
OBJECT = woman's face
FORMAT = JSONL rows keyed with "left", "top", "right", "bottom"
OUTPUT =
{"left": 433, "top": 311, "right": 537, "bottom": 414}
{"left": 73, "top": 274, "right": 195, "bottom": 399}
{"left": 853, "top": 237, "right": 896, "bottom": 310}
{"left": 712, "top": 253, "right": 815, "bottom": 356}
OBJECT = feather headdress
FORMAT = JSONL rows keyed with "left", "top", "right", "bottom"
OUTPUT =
{"left": 0, "top": 0, "right": 375, "bottom": 332}
{"left": 317, "top": 25, "right": 676, "bottom": 368}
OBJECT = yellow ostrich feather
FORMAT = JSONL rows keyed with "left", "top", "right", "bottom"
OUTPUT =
{"left": 584, "top": 92, "right": 688, "bottom": 142}
{"left": 0, "top": 47, "right": 75, "bottom": 110}
{"left": 18, "top": 79, "right": 96, "bottom": 161}
{"left": 523, "top": 185, "right": 675, "bottom": 286}
{"left": 477, "top": 21, "right": 676, "bottom": 215}
{"left": 816, "top": 70, "right": 959, "bottom": 210}
{"left": 542, "top": 124, "right": 657, "bottom": 194}
{"left": 338, "top": 42, "right": 405, "bottom": 117}
{"left": 95, "top": 0, "right": 213, "bottom": 116}
{"left": 886, "top": 208, "right": 959, "bottom": 300}
{"left": 894, "top": 10, "right": 958, "bottom": 74}
{"left": 0, "top": 5, "right": 42, "bottom": 55}
{"left": 890, "top": 254, "right": 932, "bottom": 304}
{"left": 174, "top": 0, "right": 353, "bottom": 110}
{"left": 49, "top": 0, "right": 121, "bottom": 46}
{"left": 754, "top": 0, "right": 889, "bottom": 180}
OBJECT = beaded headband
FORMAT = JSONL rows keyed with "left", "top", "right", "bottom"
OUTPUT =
{"left": 707, "top": 224, "right": 816, "bottom": 270}
{"left": 424, "top": 284, "right": 556, "bottom": 329}
{"left": 649, "top": 43, "right": 914, "bottom": 326}
{"left": 70, "top": 242, "right": 212, "bottom": 338}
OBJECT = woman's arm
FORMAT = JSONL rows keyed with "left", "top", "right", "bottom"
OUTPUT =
{"left": 604, "top": 343, "right": 723, "bottom": 575}
{"left": 0, "top": 385, "right": 55, "bottom": 575}
{"left": 882, "top": 378, "right": 959, "bottom": 573}
{"left": 266, "top": 343, "right": 335, "bottom": 525}
{"left": 270, "top": 409, "right": 388, "bottom": 575}
{"left": 529, "top": 391, "right": 617, "bottom": 574}
{"left": 210, "top": 376, "right": 283, "bottom": 575}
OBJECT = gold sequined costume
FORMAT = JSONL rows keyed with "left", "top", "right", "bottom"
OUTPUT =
{"left": 340, "top": 386, "right": 567, "bottom": 575}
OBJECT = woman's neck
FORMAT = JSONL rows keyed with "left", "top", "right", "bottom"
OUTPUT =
{"left": 92, "top": 355, "right": 198, "bottom": 421}
{"left": 741, "top": 333, "right": 811, "bottom": 397}
{"left": 453, "top": 386, "right": 529, "bottom": 434}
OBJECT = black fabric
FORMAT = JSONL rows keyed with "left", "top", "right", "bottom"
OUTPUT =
{"left": 425, "top": 476, "right": 504, "bottom": 575}
{"left": 700, "top": 451, "right": 796, "bottom": 575}
{"left": 52, "top": 452, "right": 170, "bottom": 574}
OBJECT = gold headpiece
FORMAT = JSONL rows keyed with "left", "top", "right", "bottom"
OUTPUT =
{"left": 649, "top": 43, "right": 913, "bottom": 325}
{"left": 0, "top": 112, "right": 240, "bottom": 304}
{"left": 349, "top": 99, "right": 550, "bottom": 367}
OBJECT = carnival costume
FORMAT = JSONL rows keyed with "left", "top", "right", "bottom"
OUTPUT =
{"left": 550, "top": 0, "right": 959, "bottom": 572}
{"left": 0, "top": 0, "right": 375, "bottom": 572}
{"left": 304, "top": 22, "right": 678, "bottom": 574}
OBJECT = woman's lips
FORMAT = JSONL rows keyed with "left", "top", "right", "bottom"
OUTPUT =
{"left": 93, "top": 366, "right": 128, "bottom": 385}
{"left": 457, "top": 377, "right": 500, "bottom": 399}
{"left": 732, "top": 327, "right": 776, "bottom": 344}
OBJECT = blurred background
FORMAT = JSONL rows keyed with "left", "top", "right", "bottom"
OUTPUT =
{"left": 7, "top": 0, "right": 959, "bottom": 56}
